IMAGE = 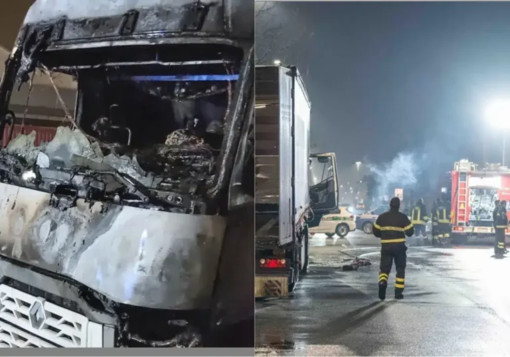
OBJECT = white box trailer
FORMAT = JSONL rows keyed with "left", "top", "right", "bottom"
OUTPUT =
{"left": 255, "top": 65, "right": 338, "bottom": 297}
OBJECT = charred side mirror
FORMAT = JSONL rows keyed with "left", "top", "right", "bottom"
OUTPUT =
{"left": 109, "top": 104, "right": 122, "bottom": 125}
{"left": 317, "top": 156, "right": 330, "bottom": 163}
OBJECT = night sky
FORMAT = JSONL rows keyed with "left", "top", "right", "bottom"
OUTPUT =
{"left": 256, "top": 1, "right": 510, "bottom": 202}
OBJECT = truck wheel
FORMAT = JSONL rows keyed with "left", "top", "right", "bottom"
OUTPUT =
{"left": 336, "top": 224, "right": 349, "bottom": 238}
{"left": 363, "top": 222, "right": 373, "bottom": 234}
{"left": 301, "top": 231, "right": 309, "bottom": 275}
{"left": 325, "top": 233, "right": 334, "bottom": 238}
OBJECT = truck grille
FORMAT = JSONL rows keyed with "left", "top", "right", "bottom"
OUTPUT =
{"left": 0, "top": 284, "right": 104, "bottom": 348}
{"left": 0, "top": 321, "right": 55, "bottom": 347}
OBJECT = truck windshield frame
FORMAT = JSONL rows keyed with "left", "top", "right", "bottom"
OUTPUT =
{"left": 0, "top": 23, "right": 253, "bottom": 215}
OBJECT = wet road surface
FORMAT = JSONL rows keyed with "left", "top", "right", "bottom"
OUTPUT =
{"left": 256, "top": 231, "right": 510, "bottom": 356}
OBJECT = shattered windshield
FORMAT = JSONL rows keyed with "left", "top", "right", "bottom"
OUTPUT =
{"left": 0, "top": 43, "right": 244, "bottom": 214}
{"left": 309, "top": 156, "right": 334, "bottom": 186}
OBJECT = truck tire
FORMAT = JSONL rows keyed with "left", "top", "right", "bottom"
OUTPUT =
{"left": 325, "top": 233, "right": 334, "bottom": 238}
{"left": 336, "top": 224, "right": 349, "bottom": 238}
{"left": 301, "top": 231, "right": 309, "bottom": 275}
{"left": 363, "top": 222, "right": 373, "bottom": 234}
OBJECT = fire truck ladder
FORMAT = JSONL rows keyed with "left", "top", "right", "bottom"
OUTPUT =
{"left": 456, "top": 173, "right": 468, "bottom": 225}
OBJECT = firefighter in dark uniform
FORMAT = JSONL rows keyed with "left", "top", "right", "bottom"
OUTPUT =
{"left": 433, "top": 198, "right": 450, "bottom": 246}
{"left": 411, "top": 198, "right": 428, "bottom": 238}
{"left": 373, "top": 197, "right": 414, "bottom": 300}
{"left": 493, "top": 200, "right": 507, "bottom": 258}
{"left": 431, "top": 199, "right": 440, "bottom": 246}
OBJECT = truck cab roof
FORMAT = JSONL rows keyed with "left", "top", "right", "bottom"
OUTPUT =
{"left": 23, "top": 0, "right": 253, "bottom": 41}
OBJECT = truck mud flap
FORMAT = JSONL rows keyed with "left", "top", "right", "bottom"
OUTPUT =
{"left": 255, "top": 276, "right": 289, "bottom": 298}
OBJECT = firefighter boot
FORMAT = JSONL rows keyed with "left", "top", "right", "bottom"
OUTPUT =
{"left": 395, "top": 287, "right": 404, "bottom": 300}
{"left": 378, "top": 281, "right": 387, "bottom": 301}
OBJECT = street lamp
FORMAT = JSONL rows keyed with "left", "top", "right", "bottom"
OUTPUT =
{"left": 485, "top": 99, "right": 510, "bottom": 166}
{"left": 274, "top": 59, "right": 281, "bottom": 66}
{"left": 355, "top": 162, "right": 362, "bottom": 206}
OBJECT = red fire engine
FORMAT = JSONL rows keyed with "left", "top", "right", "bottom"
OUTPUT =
{"left": 451, "top": 159, "right": 510, "bottom": 242}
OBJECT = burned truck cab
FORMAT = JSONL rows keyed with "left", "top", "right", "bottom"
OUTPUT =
{"left": 0, "top": 0, "right": 253, "bottom": 348}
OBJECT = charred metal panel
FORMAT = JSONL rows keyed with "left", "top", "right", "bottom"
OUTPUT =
{"left": 24, "top": 0, "right": 218, "bottom": 24}
{"left": 0, "top": 183, "right": 226, "bottom": 310}
{"left": 24, "top": 0, "right": 252, "bottom": 41}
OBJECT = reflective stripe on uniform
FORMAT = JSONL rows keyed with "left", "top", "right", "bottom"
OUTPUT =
{"left": 438, "top": 234, "right": 444, "bottom": 238}
{"left": 379, "top": 273, "right": 388, "bottom": 282}
{"left": 374, "top": 224, "right": 401, "bottom": 231}
{"left": 498, "top": 243, "right": 505, "bottom": 248}
{"left": 396, "top": 278, "right": 405, "bottom": 283}
{"left": 438, "top": 219, "right": 450, "bottom": 224}
{"left": 395, "top": 283, "right": 405, "bottom": 289}
{"left": 374, "top": 223, "right": 413, "bottom": 232}
{"left": 445, "top": 233, "right": 450, "bottom": 238}
{"left": 380, "top": 238, "right": 406, "bottom": 244}
{"left": 412, "top": 220, "right": 425, "bottom": 225}
{"left": 496, "top": 225, "right": 507, "bottom": 229}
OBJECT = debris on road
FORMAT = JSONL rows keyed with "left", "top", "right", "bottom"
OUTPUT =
{"left": 341, "top": 257, "right": 372, "bottom": 271}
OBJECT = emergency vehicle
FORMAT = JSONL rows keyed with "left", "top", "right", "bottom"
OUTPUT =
{"left": 451, "top": 159, "right": 510, "bottom": 243}
{"left": 308, "top": 205, "right": 356, "bottom": 238}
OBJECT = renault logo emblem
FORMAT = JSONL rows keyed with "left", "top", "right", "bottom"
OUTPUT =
{"left": 28, "top": 299, "right": 46, "bottom": 330}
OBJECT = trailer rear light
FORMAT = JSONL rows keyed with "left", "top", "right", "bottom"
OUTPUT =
{"left": 454, "top": 226, "right": 464, "bottom": 232}
{"left": 260, "top": 258, "right": 287, "bottom": 268}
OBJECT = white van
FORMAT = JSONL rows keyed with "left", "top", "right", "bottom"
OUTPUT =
{"left": 309, "top": 206, "right": 357, "bottom": 237}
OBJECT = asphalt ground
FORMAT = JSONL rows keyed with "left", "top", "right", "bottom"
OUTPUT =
{"left": 256, "top": 231, "right": 510, "bottom": 356}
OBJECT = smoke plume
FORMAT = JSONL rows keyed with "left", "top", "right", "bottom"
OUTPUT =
{"left": 366, "top": 152, "right": 422, "bottom": 203}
